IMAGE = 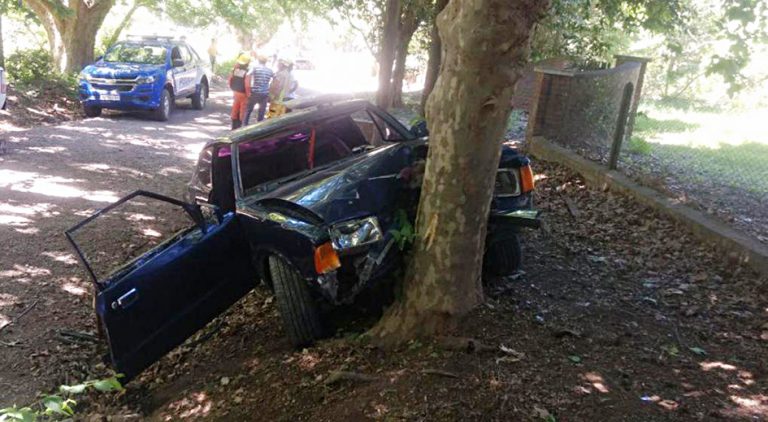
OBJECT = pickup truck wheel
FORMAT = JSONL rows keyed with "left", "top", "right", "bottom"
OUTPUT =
{"left": 83, "top": 104, "right": 102, "bottom": 118}
{"left": 268, "top": 255, "right": 323, "bottom": 347}
{"left": 191, "top": 81, "right": 207, "bottom": 110}
{"left": 153, "top": 88, "right": 173, "bottom": 121}
{"left": 483, "top": 231, "right": 522, "bottom": 278}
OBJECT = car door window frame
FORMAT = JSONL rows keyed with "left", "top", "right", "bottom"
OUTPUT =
{"left": 65, "top": 190, "right": 206, "bottom": 289}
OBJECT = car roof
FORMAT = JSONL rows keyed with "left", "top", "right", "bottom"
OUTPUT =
{"left": 206, "top": 99, "right": 377, "bottom": 147}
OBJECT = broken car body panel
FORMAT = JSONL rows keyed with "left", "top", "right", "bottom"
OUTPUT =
{"left": 67, "top": 99, "right": 538, "bottom": 380}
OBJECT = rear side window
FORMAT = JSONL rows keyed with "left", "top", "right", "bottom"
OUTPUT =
{"left": 196, "top": 146, "right": 213, "bottom": 188}
{"left": 351, "top": 110, "right": 406, "bottom": 145}
{"left": 234, "top": 115, "right": 371, "bottom": 196}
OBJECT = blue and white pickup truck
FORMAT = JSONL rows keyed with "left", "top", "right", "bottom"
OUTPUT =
{"left": 78, "top": 36, "right": 210, "bottom": 121}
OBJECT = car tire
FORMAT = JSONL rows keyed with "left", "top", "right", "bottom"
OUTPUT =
{"left": 192, "top": 81, "right": 207, "bottom": 110}
{"left": 83, "top": 105, "right": 102, "bottom": 118}
{"left": 483, "top": 230, "right": 522, "bottom": 278}
{"left": 153, "top": 88, "right": 173, "bottom": 121}
{"left": 268, "top": 255, "right": 323, "bottom": 347}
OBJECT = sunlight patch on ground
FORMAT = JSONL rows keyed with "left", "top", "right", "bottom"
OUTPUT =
{"left": 0, "top": 293, "right": 20, "bottom": 307}
{"left": 163, "top": 391, "right": 213, "bottom": 420}
{"left": 0, "top": 265, "right": 52, "bottom": 284}
{"left": 0, "top": 215, "right": 32, "bottom": 226}
{"left": 700, "top": 361, "right": 737, "bottom": 371}
{"left": 60, "top": 282, "right": 87, "bottom": 296}
{"left": 0, "top": 169, "right": 120, "bottom": 203}
{"left": 641, "top": 107, "right": 768, "bottom": 150}
{"left": 26, "top": 146, "right": 68, "bottom": 154}
{"left": 41, "top": 251, "right": 78, "bottom": 266}
{"left": 183, "top": 142, "right": 207, "bottom": 160}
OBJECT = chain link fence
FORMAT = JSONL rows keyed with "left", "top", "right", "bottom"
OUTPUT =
{"left": 521, "top": 57, "right": 768, "bottom": 246}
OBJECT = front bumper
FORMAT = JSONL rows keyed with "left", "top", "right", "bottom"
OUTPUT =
{"left": 315, "top": 234, "right": 399, "bottom": 305}
{"left": 79, "top": 80, "right": 161, "bottom": 110}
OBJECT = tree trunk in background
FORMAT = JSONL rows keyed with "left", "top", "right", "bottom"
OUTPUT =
{"left": 369, "top": 0, "right": 550, "bottom": 346}
{"left": 376, "top": 0, "right": 401, "bottom": 109}
{"left": 391, "top": 10, "right": 420, "bottom": 108}
{"left": 419, "top": 0, "right": 448, "bottom": 116}
{"left": 26, "top": 0, "right": 116, "bottom": 73}
{"left": 0, "top": 13, "right": 4, "bottom": 68}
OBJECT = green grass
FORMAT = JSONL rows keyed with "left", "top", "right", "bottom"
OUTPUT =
{"left": 632, "top": 103, "right": 768, "bottom": 194}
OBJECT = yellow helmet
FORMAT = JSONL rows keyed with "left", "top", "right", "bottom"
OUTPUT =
{"left": 236, "top": 53, "right": 251, "bottom": 65}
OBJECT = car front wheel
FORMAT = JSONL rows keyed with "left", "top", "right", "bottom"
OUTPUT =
{"left": 153, "top": 88, "right": 173, "bottom": 121}
{"left": 83, "top": 104, "right": 102, "bottom": 118}
{"left": 483, "top": 230, "right": 522, "bottom": 278}
{"left": 192, "top": 81, "right": 207, "bottom": 110}
{"left": 268, "top": 255, "right": 323, "bottom": 347}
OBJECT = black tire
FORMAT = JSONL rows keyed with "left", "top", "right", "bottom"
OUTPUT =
{"left": 192, "top": 80, "right": 208, "bottom": 110}
{"left": 153, "top": 88, "right": 173, "bottom": 121}
{"left": 268, "top": 255, "right": 323, "bottom": 347}
{"left": 83, "top": 104, "right": 102, "bottom": 118}
{"left": 483, "top": 231, "right": 522, "bottom": 278}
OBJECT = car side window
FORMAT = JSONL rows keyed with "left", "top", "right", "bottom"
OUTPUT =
{"left": 196, "top": 146, "right": 214, "bottom": 188}
{"left": 180, "top": 46, "right": 193, "bottom": 64}
{"left": 171, "top": 47, "right": 183, "bottom": 65}
{"left": 351, "top": 111, "right": 405, "bottom": 146}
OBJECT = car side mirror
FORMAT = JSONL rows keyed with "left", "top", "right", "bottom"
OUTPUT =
{"left": 172, "top": 59, "right": 185, "bottom": 68}
{"left": 410, "top": 120, "right": 429, "bottom": 137}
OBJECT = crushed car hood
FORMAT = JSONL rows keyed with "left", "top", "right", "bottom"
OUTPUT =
{"left": 257, "top": 142, "right": 418, "bottom": 225}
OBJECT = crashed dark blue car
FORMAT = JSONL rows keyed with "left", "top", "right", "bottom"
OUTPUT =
{"left": 65, "top": 99, "right": 539, "bottom": 380}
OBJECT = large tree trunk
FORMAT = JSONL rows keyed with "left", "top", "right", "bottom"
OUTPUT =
{"left": 419, "top": 0, "right": 448, "bottom": 116}
{"left": 391, "top": 10, "right": 420, "bottom": 108}
{"left": 369, "top": 0, "right": 549, "bottom": 346}
{"left": 376, "top": 0, "right": 401, "bottom": 110}
{"left": 0, "top": 12, "right": 4, "bottom": 68}
{"left": 26, "top": 0, "right": 115, "bottom": 73}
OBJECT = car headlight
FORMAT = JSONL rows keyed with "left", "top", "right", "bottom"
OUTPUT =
{"left": 495, "top": 168, "right": 522, "bottom": 197}
{"left": 136, "top": 75, "right": 155, "bottom": 85}
{"left": 330, "top": 216, "right": 383, "bottom": 251}
{"left": 79, "top": 72, "right": 93, "bottom": 82}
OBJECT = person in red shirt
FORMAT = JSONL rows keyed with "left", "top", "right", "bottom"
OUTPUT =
{"left": 228, "top": 53, "right": 252, "bottom": 129}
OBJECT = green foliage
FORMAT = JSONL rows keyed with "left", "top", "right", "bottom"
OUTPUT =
{"left": 4, "top": 49, "right": 55, "bottom": 85}
{"left": 627, "top": 136, "right": 652, "bottom": 155}
{"left": 165, "top": 0, "right": 334, "bottom": 48}
{"left": 0, "top": 376, "right": 123, "bottom": 421}
{"left": 390, "top": 209, "right": 417, "bottom": 250}
{"left": 214, "top": 57, "right": 238, "bottom": 78}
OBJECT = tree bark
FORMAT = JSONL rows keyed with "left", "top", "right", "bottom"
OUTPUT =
{"left": 419, "top": 0, "right": 448, "bottom": 116}
{"left": 26, "top": 0, "right": 115, "bottom": 73}
{"left": 369, "top": 0, "right": 550, "bottom": 346}
{"left": 391, "top": 9, "right": 420, "bottom": 108}
{"left": 376, "top": 0, "right": 401, "bottom": 110}
{"left": 0, "top": 12, "right": 4, "bottom": 69}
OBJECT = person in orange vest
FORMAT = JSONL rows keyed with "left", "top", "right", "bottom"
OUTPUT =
{"left": 228, "top": 53, "right": 252, "bottom": 129}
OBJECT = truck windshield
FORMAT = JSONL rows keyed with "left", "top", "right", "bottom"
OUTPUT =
{"left": 104, "top": 44, "right": 166, "bottom": 65}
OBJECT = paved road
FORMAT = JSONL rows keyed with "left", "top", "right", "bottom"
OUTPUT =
{"left": 0, "top": 91, "right": 233, "bottom": 405}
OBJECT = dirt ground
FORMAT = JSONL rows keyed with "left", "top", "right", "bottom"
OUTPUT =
{"left": 1, "top": 92, "right": 767, "bottom": 421}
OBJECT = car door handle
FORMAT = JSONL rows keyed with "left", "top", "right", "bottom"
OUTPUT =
{"left": 112, "top": 288, "right": 139, "bottom": 310}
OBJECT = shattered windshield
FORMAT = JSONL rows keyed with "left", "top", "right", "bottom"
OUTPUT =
{"left": 104, "top": 43, "right": 167, "bottom": 65}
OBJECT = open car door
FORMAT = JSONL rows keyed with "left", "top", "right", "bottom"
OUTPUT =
{"left": 65, "top": 191, "right": 255, "bottom": 380}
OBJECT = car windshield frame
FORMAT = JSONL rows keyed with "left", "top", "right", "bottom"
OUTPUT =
{"left": 103, "top": 42, "right": 168, "bottom": 65}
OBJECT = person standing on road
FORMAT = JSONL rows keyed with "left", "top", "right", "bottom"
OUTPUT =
{"left": 244, "top": 55, "right": 274, "bottom": 125}
{"left": 228, "top": 53, "right": 251, "bottom": 130}
{"left": 267, "top": 59, "right": 295, "bottom": 119}
{"left": 207, "top": 38, "right": 218, "bottom": 70}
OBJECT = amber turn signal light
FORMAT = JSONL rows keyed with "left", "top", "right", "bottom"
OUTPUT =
{"left": 314, "top": 242, "right": 341, "bottom": 274}
{"left": 521, "top": 164, "right": 535, "bottom": 193}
